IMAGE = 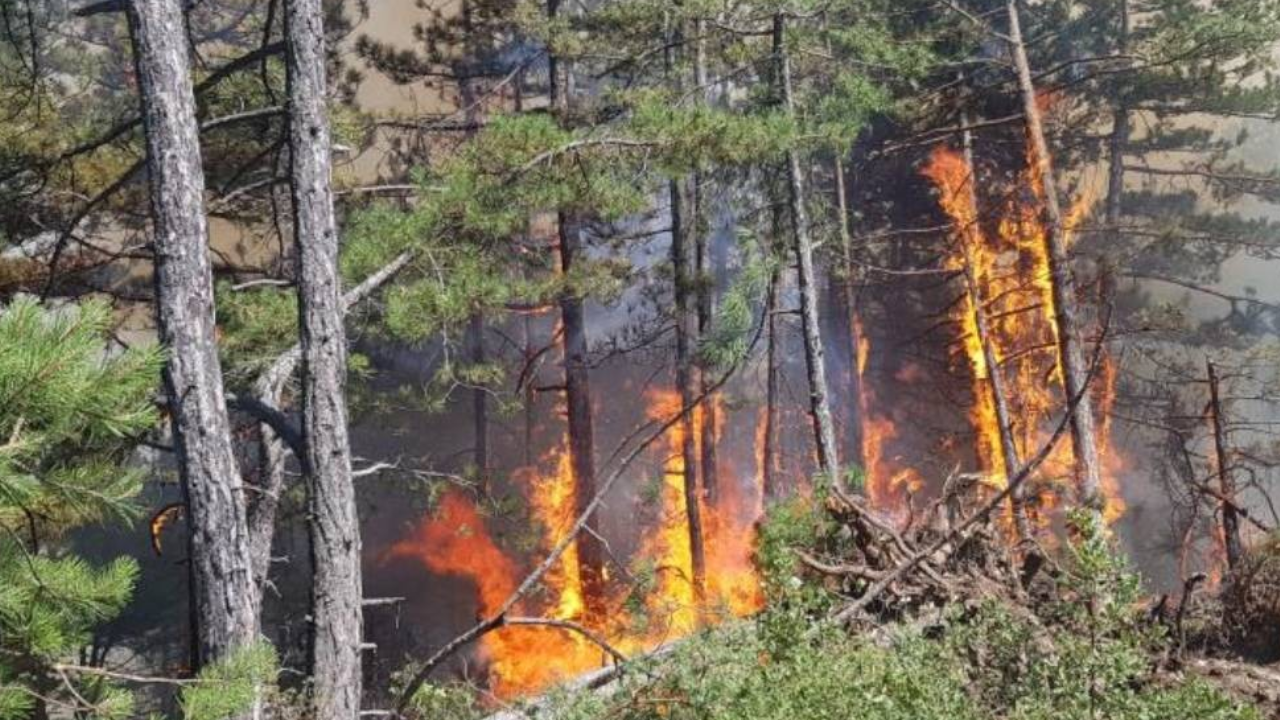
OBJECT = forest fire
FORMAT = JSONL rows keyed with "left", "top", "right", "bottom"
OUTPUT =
{"left": 384, "top": 389, "right": 763, "bottom": 699}
{"left": 919, "top": 143, "right": 1125, "bottom": 527}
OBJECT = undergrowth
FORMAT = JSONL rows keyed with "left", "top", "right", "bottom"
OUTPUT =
{"left": 412, "top": 498, "right": 1262, "bottom": 720}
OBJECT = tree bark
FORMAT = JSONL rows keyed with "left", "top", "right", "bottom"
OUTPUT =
{"left": 1207, "top": 359, "right": 1243, "bottom": 570}
{"left": 469, "top": 313, "right": 490, "bottom": 490}
{"left": 548, "top": 0, "right": 606, "bottom": 620}
{"left": 832, "top": 153, "right": 865, "bottom": 467}
{"left": 691, "top": 17, "right": 720, "bottom": 505}
{"left": 774, "top": 14, "right": 840, "bottom": 483}
{"left": 671, "top": 176, "right": 708, "bottom": 603}
{"left": 762, "top": 259, "right": 782, "bottom": 500}
{"left": 1105, "top": 0, "right": 1130, "bottom": 239}
{"left": 959, "top": 123, "right": 1031, "bottom": 543}
{"left": 127, "top": 0, "right": 260, "bottom": 668}
{"left": 284, "top": 0, "right": 363, "bottom": 715}
{"left": 1005, "top": 0, "right": 1104, "bottom": 508}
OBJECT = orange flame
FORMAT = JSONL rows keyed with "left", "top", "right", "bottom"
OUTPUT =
{"left": 922, "top": 143, "right": 1125, "bottom": 526}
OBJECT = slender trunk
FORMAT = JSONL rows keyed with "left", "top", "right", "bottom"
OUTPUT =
{"left": 1006, "top": 0, "right": 1103, "bottom": 508}
{"left": 774, "top": 14, "right": 840, "bottom": 482}
{"left": 762, "top": 261, "right": 782, "bottom": 500}
{"left": 284, "top": 0, "right": 363, "bottom": 715}
{"left": 1207, "top": 359, "right": 1243, "bottom": 570}
{"left": 557, "top": 218, "right": 606, "bottom": 617}
{"left": 128, "top": 0, "right": 259, "bottom": 668}
{"left": 671, "top": 176, "right": 708, "bottom": 603}
{"left": 548, "top": 0, "right": 605, "bottom": 619}
{"left": 691, "top": 17, "right": 720, "bottom": 505}
{"left": 832, "top": 153, "right": 865, "bottom": 466}
{"left": 662, "top": 11, "right": 707, "bottom": 602}
{"left": 469, "top": 313, "right": 489, "bottom": 489}
{"left": 523, "top": 315, "right": 535, "bottom": 467}
{"left": 1105, "top": 0, "right": 1130, "bottom": 239}
{"left": 959, "top": 123, "right": 1031, "bottom": 543}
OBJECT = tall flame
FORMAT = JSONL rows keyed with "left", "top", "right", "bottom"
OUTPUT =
{"left": 922, "top": 143, "right": 1125, "bottom": 525}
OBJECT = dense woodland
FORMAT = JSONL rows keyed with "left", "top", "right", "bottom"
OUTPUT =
{"left": 4, "top": 0, "right": 1280, "bottom": 717}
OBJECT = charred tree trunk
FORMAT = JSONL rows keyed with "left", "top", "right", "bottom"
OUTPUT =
{"left": 127, "top": 0, "right": 260, "bottom": 668}
{"left": 832, "top": 153, "right": 865, "bottom": 467}
{"left": 284, "top": 0, "right": 363, "bottom": 715}
{"left": 663, "top": 11, "right": 708, "bottom": 605}
{"left": 1006, "top": 0, "right": 1104, "bottom": 508}
{"left": 557, "top": 217, "right": 606, "bottom": 619}
{"left": 959, "top": 124, "right": 1031, "bottom": 544}
{"left": 671, "top": 176, "right": 709, "bottom": 604}
{"left": 762, "top": 259, "right": 783, "bottom": 500}
{"left": 469, "top": 313, "right": 490, "bottom": 489}
{"left": 1207, "top": 359, "right": 1244, "bottom": 570}
{"left": 548, "top": 0, "right": 605, "bottom": 616}
{"left": 774, "top": 14, "right": 841, "bottom": 482}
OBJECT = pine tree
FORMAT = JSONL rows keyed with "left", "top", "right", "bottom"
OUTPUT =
{"left": 0, "top": 298, "right": 160, "bottom": 720}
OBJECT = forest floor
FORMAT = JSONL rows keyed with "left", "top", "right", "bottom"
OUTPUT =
{"left": 414, "top": 484, "right": 1280, "bottom": 720}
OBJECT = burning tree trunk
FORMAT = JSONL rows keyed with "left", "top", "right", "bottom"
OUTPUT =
{"left": 958, "top": 125, "right": 1031, "bottom": 544}
{"left": 1005, "top": 0, "right": 1104, "bottom": 508}
{"left": 549, "top": 0, "right": 606, "bottom": 617}
{"left": 1207, "top": 359, "right": 1244, "bottom": 570}
{"left": 762, "top": 206, "right": 783, "bottom": 500}
{"left": 692, "top": 21, "right": 720, "bottom": 505}
{"left": 127, "top": 0, "right": 260, "bottom": 667}
{"left": 671, "top": 177, "right": 708, "bottom": 603}
{"left": 665, "top": 12, "right": 708, "bottom": 603}
{"left": 284, "top": 0, "right": 364, "bottom": 714}
{"left": 832, "top": 153, "right": 865, "bottom": 467}
{"left": 774, "top": 14, "right": 841, "bottom": 483}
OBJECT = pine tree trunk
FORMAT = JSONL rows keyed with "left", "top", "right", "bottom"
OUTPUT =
{"left": 832, "top": 153, "right": 865, "bottom": 467}
{"left": 127, "top": 0, "right": 260, "bottom": 668}
{"left": 691, "top": 18, "right": 720, "bottom": 505}
{"left": 284, "top": 0, "right": 363, "bottom": 715}
{"left": 762, "top": 261, "right": 782, "bottom": 500}
{"left": 1105, "top": 0, "right": 1130, "bottom": 239}
{"left": 1006, "top": 0, "right": 1104, "bottom": 508}
{"left": 557, "top": 217, "right": 606, "bottom": 617}
{"left": 960, "top": 124, "right": 1031, "bottom": 543}
{"left": 548, "top": 0, "right": 605, "bottom": 619}
{"left": 672, "top": 177, "right": 708, "bottom": 603}
{"left": 470, "top": 313, "right": 490, "bottom": 490}
{"left": 1207, "top": 359, "right": 1243, "bottom": 570}
{"left": 774, "top": 14, "right": 840, "bottom": 482}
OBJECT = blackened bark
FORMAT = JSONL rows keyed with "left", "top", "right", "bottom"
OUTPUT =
{"left": 775, "top": 14, "right": 840, "bottom": 482}
{"left": 558, "top": 217, "right": 606, "bottom": 618}
{"left": 127, "top": 0, "right": 260, "bottom": 667}
{"left": 469, "top": 313, "right": 490, "bottom": 489}
{"left": 284, "top": 0, "right": 363, "bottom": 715}
{"left": 1207, "top": 359, "right": 1243, "bottom": 570}
{"left": 762, "top": 260, "right": 782, "bottom": 500}
{"left": 1006, "top": 0, "right": 1104, "bottom": 508}
{"left": 548, "top": 0, "right": 605, "bottom": 620}
{"left": 671, "top": 177, "right": 708, "bottom": 603}
{"left": 832, "top": 153, "right": 865, "bottom": 466}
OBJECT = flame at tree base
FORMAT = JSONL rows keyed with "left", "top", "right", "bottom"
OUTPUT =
{"left": 385, "top": 388, "right": 763, "bottom": 700}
